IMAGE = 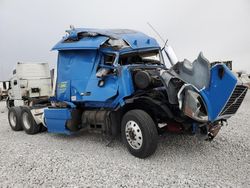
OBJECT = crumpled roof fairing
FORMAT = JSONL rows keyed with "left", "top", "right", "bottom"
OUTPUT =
{"left": 52, "top": 28, "right": 160, "bottom": 51}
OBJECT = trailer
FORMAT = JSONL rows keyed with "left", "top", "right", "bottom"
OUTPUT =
{"left": 7, "top": 28, "right": 248, "bottom": 158}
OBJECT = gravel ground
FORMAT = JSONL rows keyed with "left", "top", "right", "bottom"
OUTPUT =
{"left": 0, "top": 92, "right": 249, "bottom": 187}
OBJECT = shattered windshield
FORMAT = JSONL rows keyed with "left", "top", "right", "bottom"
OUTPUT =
{"left": 119, "top": 50, "right": 163, "bottom": 65}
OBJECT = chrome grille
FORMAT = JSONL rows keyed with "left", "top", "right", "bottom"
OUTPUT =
{"left": 220, "top": 85, "right": 248, "bottom": 116}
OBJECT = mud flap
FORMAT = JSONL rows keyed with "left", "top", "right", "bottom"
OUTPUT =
{"left": 207, "top": 122, "right": 223, "bottom": 141}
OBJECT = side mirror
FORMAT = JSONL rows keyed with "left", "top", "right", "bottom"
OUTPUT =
{"left": 96, "top": 68, "right": 111, "bottom": 78}
{"left": 96, "top": 64, "right": 118, "bottom": 78}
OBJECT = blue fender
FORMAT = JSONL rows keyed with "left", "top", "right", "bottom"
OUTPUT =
{"left": 44, "top": 108, "right": 72, "bottom": 135}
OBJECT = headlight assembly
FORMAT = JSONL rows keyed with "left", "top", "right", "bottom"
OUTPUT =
{"left": 183, "top": 89, "right": 208, "bottom": 122}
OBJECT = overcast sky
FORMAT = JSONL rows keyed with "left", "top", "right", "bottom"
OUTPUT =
{"left": 0, "top": 0, "right": 249, "bottom": 80}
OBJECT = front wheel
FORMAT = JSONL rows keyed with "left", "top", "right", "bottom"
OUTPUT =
{"left": 121, "top": 109, "right": 158, "bottom": 158}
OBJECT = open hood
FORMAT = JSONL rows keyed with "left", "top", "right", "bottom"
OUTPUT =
{"left": 161, "top": 53, "right": 247, "bottom": 122}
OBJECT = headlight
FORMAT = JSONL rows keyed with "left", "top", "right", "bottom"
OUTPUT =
{"left": 183, "top": 89, "right": 208, "bottom": 122}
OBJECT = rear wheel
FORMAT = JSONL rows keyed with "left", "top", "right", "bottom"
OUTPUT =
{"left": 21, "top": 107, "right": 41, "bottom": 134}
{"left": 121, "top": 109, "right": 158, "bottom": 158}
{"left": 8, "top": 107, "right": 23, "bottom": 131}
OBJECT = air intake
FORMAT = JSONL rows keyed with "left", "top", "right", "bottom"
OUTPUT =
{"left": 220, "top": 85, "right": 248, "bottom": 116}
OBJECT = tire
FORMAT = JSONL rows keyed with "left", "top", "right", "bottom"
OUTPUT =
{"left": 40, "top": 125, "right": 47, "bottom": 132}
{"left": 8, "top": 107, "right": 23, "bottom": 131}
{"left": 121, "top": 109, "right": 158, "bottom": 158}
{"left": 21, "top": 106, "right": 41, "bottom": 135}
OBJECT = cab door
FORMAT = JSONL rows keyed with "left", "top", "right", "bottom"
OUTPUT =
{"left": 81, "top": 53, "right": 119, "bottom": 102}
{"left": 10, "top": 76, "right": 22, "bottom": 100}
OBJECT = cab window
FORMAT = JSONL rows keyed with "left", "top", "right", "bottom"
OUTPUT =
{"left": 104, "top": 54, "right": 115, "bottom": 65}
{"left": 119, "top": 50, "right": 162, "bottom": 65}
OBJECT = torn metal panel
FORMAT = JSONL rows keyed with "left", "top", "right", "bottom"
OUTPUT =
{"left": 160, "top": 71, "right": 184, "bottom": 104}
{"left": 170, "top": 52, "right": 210, "bottom": 90}
{"left": 178, "top": 85, "right": 208, "bottom": 122}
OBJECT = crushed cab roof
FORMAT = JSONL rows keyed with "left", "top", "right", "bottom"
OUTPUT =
{"left": 52, "top": 28, "right": 159, "bottom": 51}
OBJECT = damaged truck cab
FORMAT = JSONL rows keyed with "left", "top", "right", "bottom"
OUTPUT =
{"left": 8, "top": 28, "right": 248, "bottom": 158}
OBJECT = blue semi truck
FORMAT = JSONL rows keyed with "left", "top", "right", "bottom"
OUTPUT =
{"left": 8, "top": 28, "right": 248, "bottom": 158}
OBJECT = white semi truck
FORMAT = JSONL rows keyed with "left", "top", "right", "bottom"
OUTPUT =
{"left": 6, "top": 62, "right": 52, "bottom": 108}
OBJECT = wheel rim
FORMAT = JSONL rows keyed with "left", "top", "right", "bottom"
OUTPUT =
{"left": 9, "top": 111, "right": 17, "bottom": 127}
{"left": 125, "top": 120, "right": 143, "bottom": 150}
{"left": 22, "top": 112, "right": 31, "bottom": 130}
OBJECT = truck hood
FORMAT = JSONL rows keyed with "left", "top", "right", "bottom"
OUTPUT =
{"left": 161, "top": 53, "right": 248, "bottom": 122}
